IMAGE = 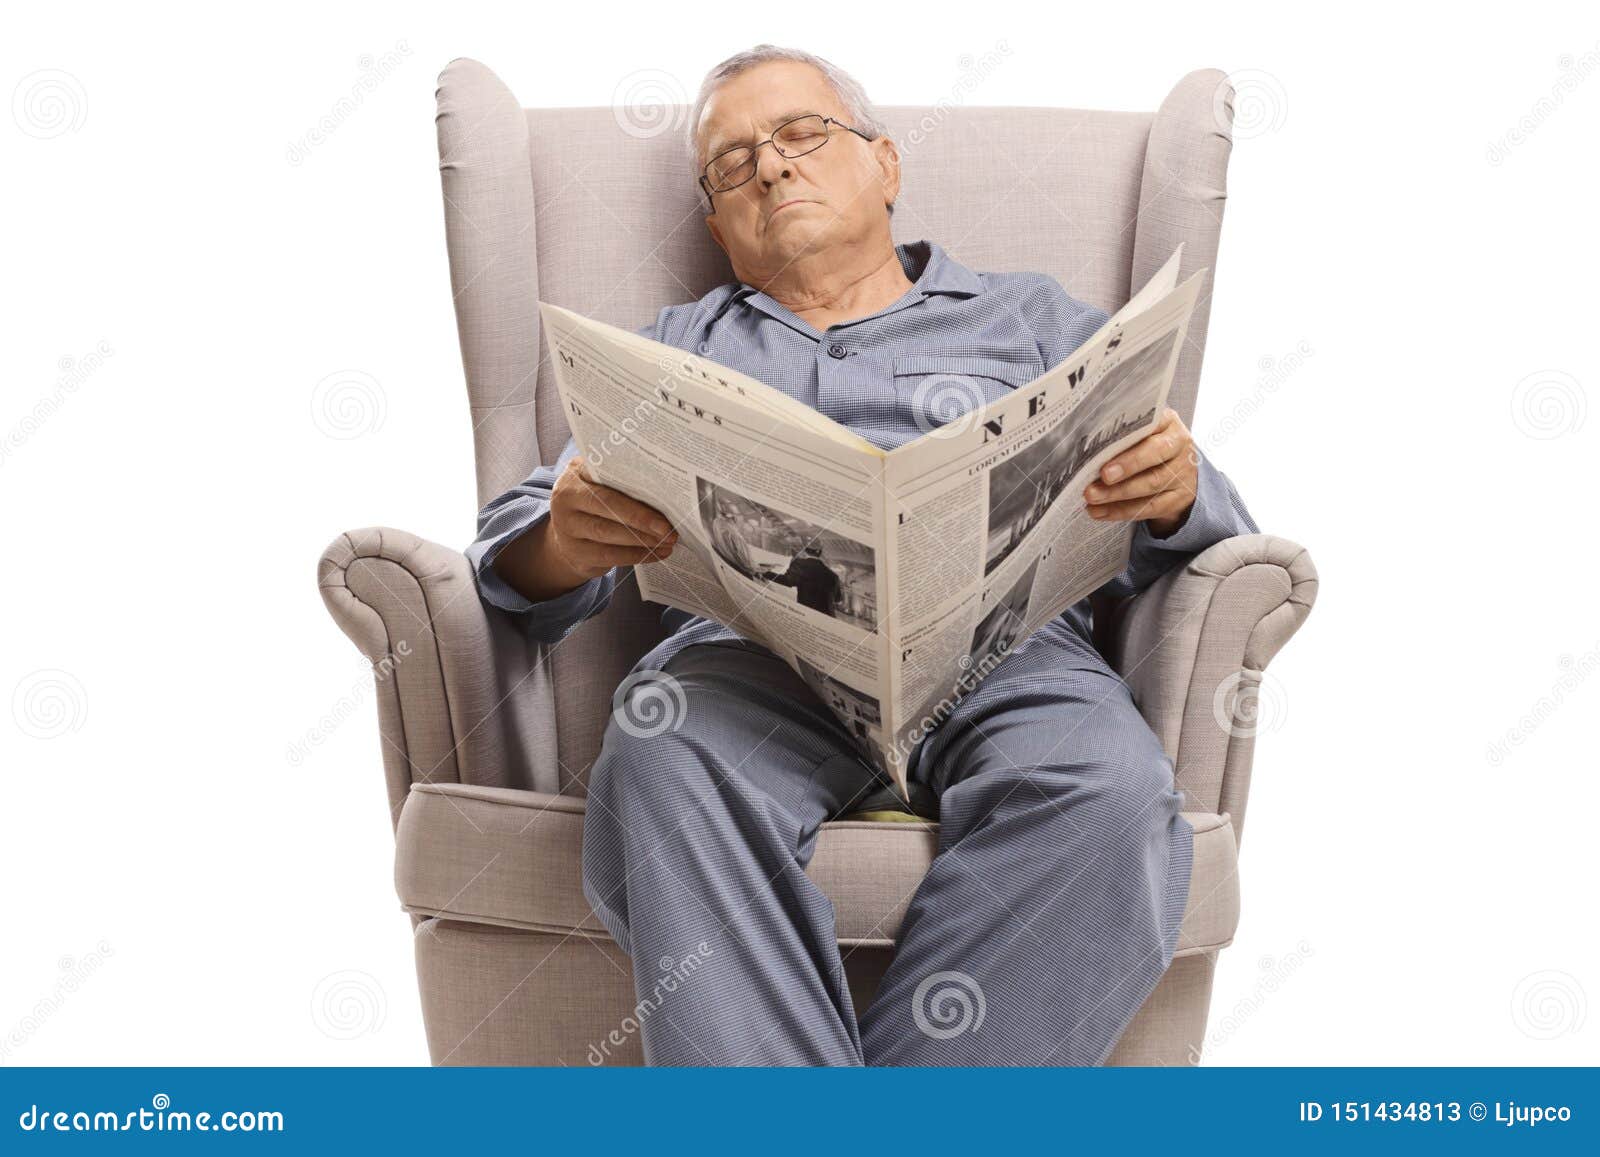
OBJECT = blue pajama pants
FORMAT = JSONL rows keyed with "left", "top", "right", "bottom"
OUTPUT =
{"left": 580, "top": 619, "right": 1193, "bottom": 1065}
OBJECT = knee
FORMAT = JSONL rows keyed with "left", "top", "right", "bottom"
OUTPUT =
{"left": 589, "top": 716, "right": 708, "bottom": 818}
{"left": 971, "top": 727, "right": 1179, "bottom": 835}
{"left": 1042, "top": 735, "right": 1181, "bottom": 826}
{"left": 588, "top": 667, "right": 753, "bottom": 816}
{"left": 1090, "top": 742, "right": 1181, "bottom": 826}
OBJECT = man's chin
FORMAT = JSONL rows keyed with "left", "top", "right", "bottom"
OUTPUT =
{"left": 763, "top": 215, "right": 834, "bottom": 257}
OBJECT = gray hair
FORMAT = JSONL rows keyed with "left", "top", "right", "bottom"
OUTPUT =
{"left": 686, "top": 44, "right": 894, "bottom": 213}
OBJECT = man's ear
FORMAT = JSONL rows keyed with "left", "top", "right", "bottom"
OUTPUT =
{"left": 873, "top": 136, "right": 903, "bottom": 211}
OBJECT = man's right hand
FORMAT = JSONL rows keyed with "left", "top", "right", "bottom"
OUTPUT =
{"left": 493, "top": 456, "right": 678, "bottom": 603}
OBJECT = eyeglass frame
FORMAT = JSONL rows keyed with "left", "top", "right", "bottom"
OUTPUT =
{"left": 697, "top": 113, "right": 876, "bottom": 208}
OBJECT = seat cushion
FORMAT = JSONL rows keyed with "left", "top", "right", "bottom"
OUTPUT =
{"left": 394, "top": 783, "right": 1240, "bottom": 955}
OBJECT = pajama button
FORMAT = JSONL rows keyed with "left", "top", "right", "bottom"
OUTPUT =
{"left": 827, "top": 342, "right": 847, "bottom": 358}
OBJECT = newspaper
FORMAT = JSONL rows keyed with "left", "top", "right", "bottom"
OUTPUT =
{"left": 538, "top": 245, "right": 1205, "bottom": 798}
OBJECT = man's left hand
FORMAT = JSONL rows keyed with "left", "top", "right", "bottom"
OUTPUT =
{"left": 1082, "top": 407, "right": 1198, "bottom": 538}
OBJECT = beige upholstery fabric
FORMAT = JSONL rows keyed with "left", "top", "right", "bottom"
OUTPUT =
{"left": 411, "top": 919, "right": 1217, "bottom": 1067}
{"left": 394, "top": 782, "right": 1240, "bottom": 955}
{"left": 1107, "top": 533, "right": 1319, "bottom": 843}
{"left": 313, "top": 58, "right": 1321, "bottom": 1066}
{"left": 318, "top": 528, "right": 565, "bottom": 815}
{"left": 413, "top": 921, "right": 644, "bottom": 1066}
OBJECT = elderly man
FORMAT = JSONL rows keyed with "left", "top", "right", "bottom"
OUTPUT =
{"left": 466, "top": 45, "right": 1257, "bottom": 1065}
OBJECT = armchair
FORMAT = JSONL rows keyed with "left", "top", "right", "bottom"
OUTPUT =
{"left": 317, "top": 59, "right": 1317, "bottom": 1065}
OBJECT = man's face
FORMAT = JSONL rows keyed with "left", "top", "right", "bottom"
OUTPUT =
{"left": 695, "top": 60, "right": 899, "bottom": 281}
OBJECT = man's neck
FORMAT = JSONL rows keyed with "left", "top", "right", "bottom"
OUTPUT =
{"left": 754, "top": 240, "right": 915, "bottom": 332}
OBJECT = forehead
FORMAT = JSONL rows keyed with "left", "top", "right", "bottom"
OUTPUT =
{"left": 698, "top": 61, "right": 846, "bottom": 154}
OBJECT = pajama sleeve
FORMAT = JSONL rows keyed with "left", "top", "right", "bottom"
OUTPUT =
{"left": 463, "top": 319, "right": 659, "bottom": 645}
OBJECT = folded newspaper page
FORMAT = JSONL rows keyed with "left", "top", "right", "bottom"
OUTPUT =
{"left": 538, "top": 245, "right": 1204, "bottom": 798}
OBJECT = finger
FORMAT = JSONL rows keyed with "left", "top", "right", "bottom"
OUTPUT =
{"left": 1098, "top": 408, "right": 1184, "bottom": 485}
{"left": 567, "top": 540, "right": 676, "bottom": 569}
{"left": 1098, "top": 415, "right": 1184, "bottom": 486}
{"left": 1084, "top": 458, "right": 1181, "bottom": 505}
{"left": 565, "top": 509, "right": 679, "bottom": 548}
{"left": 1085, "top": 492, "right": 1186, "bottom": 523}
{"left": 564, "top": 455, "right": 605, "bottom": 492}
{"left": 574, "top": 478, "right": 676, "bottom": 537}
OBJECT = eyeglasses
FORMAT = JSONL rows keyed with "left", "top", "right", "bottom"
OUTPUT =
{"left": 699, "top": 114, "right": 875, "bottom": 201}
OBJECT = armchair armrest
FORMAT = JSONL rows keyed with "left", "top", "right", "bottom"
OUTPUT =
{"left": 1109, "top": 533, "right": 1318, "bottom": 844}
{"left": 317, "top": 527, "right": 560, "bottom": 827}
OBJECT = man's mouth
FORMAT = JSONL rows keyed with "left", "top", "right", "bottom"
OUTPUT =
{"left": 770, "top": 199, "right": 811, "bottom": 218}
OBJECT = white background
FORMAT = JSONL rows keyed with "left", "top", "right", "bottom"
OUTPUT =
{"left": 3, "top": 0, "right": 1596, "bottom": 1066}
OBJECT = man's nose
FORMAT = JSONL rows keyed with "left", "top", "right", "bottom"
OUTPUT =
{"left": 755, "top": 144, "right": 792, "bottom": 186}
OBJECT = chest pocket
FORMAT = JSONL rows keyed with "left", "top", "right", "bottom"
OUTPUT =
{"left": 891, "top": 353, "right": 1041, "bottom": 432}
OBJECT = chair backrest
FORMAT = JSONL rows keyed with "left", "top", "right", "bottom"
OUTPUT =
{"left": 436, "top": 59, "right": 1236, "bottom": 788}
